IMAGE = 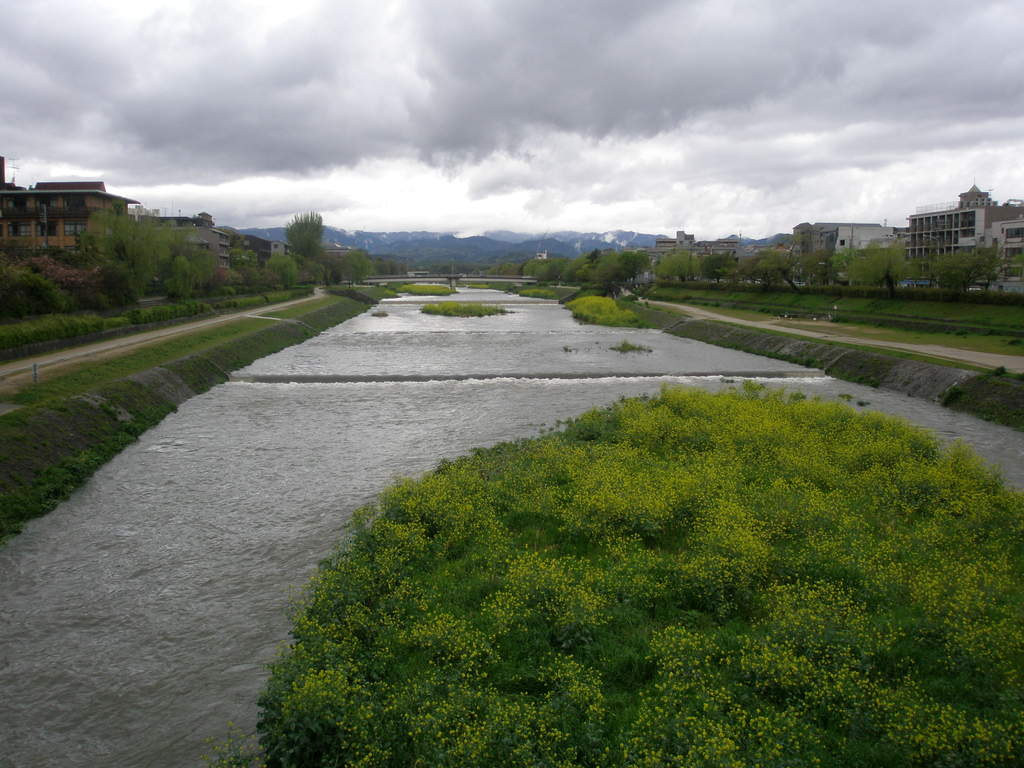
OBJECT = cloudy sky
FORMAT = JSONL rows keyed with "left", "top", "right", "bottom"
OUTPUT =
{"left": 3, "top": 0, "right": 1023, "bottom": 239}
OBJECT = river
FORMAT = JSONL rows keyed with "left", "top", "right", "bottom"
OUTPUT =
{"left": 2, "top": 288, "right": 1022, "bottom": 767}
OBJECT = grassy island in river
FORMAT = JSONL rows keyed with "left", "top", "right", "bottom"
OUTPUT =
{"left": 420, "top": 302, "right": 508, "bottom": 317}
{"left": 258, "top": 386, "right": 1024, "bottom": 767}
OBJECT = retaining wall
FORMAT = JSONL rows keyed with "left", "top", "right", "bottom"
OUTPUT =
{"left": 0, "top": 297, "right": 368, "bottom": 543}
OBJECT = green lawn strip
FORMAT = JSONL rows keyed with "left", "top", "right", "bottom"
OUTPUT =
{"left": 264, "top": 295, "right": 346, "bottom": 318}
{"left": 649, "top": 286, "right": 1024, "bottom": 329}
{"left": 675, "top": 317, "right": 989, "bottom": 373}
{"left": 259, "top": 389, "right": 1024, "bottom": 766}
{"left": 778, "top": 319, "right": 1024, "bottom": 357}
{"left": 6, "top": 318, "right": 274, "bottom": 408}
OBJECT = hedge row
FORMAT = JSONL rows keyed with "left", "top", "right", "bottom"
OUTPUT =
{"left": 0, "top": 314, "right": 131, "bottom": 351}
{"left": 0, "top": 288, "right": 313, "bottom": 352}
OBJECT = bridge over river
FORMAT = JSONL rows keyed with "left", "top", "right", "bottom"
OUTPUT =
{"left": 365, "top": 273, "right": 538, "bottom": 288}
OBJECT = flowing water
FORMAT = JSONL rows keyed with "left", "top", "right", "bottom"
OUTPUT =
{"left": 2, "top": 289, "right": 1023, "bottom": 766}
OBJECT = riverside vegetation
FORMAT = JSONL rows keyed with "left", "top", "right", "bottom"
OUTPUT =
{"left": 397, "top": 284, "right": 456, "bottom": 296}
{"left": 258, "top": 387, "right": 1024, "bottom": 767}
{"left": 420, "top": 302, "right": 508, "bottom": 317}
{"left": 566, "top": 296, "right": 645, "bottom": 328}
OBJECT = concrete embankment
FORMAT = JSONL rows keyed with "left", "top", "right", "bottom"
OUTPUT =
{"left": 653, "top": 312, "right": 1024, "bottom": 430}
{"left": 0, "top": 296, "right": 371, "bottom": 543}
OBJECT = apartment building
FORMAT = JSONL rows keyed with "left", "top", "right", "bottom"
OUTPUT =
{"left": 159, "top": 211, "right": 231, "bottom": 267}
{"left": 0, "top": 156, "right": 140, "bottom": 249}
{"left": 792, "top": 222, "right": 895, "bottom": 254}
{"left": 906, "top": 185, "right": 1024, "bottom": 260}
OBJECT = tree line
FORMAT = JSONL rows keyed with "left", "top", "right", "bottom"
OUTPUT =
{"left": 0, "top": 208, "right": 390, "bottom": 319}
{"left": 653, "top": 242, "right": 1005, "bottom": 297}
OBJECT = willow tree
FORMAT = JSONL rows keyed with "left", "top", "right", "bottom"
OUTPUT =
{"left": 285, "top": 211, "right": 324, "bottom": 264}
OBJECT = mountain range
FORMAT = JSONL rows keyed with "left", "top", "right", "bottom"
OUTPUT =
{"left": 235, "top": 226, "right": 787, "bottom": 264}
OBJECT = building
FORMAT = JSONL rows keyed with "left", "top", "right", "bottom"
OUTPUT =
{"left": 159, "top": 212, "right": 232, "bottom": 267}
{"left": 647, "top": 230, "right": 696, "bottom": 261}
{"left": 906, "top": 185, "right": 1024, "bottom": 261}
{"left": 0, "top": 156, "right": 140, "bottom": 249}
{"left": 792, "top": 222, "right": 895, "bottom": 255}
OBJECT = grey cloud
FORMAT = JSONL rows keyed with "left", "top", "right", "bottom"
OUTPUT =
{"left": 1, "top": 0, "right": 1021, "bottom": 192}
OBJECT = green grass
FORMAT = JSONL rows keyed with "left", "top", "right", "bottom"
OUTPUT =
{"left": 397, "top": 284, "right": 456, "bottom": 296}
{"left": 259, "top": 388, "right": 1024, "bottom": 766}
{"left": 610, "top": 340, "right": 652, "bottom": 353}
{"left": 779, "top": 318, "right": 1024, "bottom": 357}
{"left": 420, "top": 302, "right": 509, "bottom": 317}
{"left": 516, "top": 288, "right": 559, "bottom": 299}
{"left": 263, "top": 295, "right": 341, "bottom": 318}
{"left": 651, "top": 286, "right": 1024, "bottom": 329}
{"left": 566, "top": 296, "right": 644, "bottom": 327}
{"left": 357, "top": 285, "right": 400, "bottom": 299}
{"left": 5, "top": 318, "right": 273, "bottom": 408}
{"left": 679, "top": 317, "right": 990, "bottom": 373}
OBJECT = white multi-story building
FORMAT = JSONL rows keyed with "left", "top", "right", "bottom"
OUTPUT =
{"left": 906, "top": 185, "right": 1024, "bottom": 260}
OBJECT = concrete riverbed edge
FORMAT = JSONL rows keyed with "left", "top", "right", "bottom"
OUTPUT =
{"left": 0, "top": 296, "right": 371, "bottom": 544}
{"left": 629, "top": 302, "right": 1024, "bottom": 430}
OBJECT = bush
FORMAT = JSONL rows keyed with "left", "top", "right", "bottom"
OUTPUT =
{"left": 517, "top": 287, "right": 558, "bottom": 299}
{"left": 566, "top": 296, "right": 644, "bottom": 327}
{"left": 397, "top": 284, "right": 456, "bottom": 296}
{"left": 259, "top": 389, "right": 1024, "bottom": 766}
{"left": 0, "top": 265, "right": 68, "bottom": 318}
{"left": 0, "top": 314, "right": 130, "bottom": 350}
{"left": 420, "top": 302, "right": 508, "bottom": 317}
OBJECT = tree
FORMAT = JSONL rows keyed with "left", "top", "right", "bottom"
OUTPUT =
{"left": 338, "top": 249, "right": 373, "bottom": 284}
{"left": 79, "top": 205, "right": 170, "bottom": 300}
{"left": 285, "top": 212, "right": 324, "bottom": 264}
{"left": 268, "top": 253, "right": 299, "bottom": 287}
{"left": 701, "top": 252, "right": 735, "bottom": 283}
{"left": 846, "top": 243, "right": 907, "bottom": 297}
{"left": 932, "top": 247, "right": 1001, "bottom": 293}
{"left": 655, "top": 250, "right": 700, "bottom": 281}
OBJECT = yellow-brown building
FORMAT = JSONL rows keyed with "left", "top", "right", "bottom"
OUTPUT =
{"left": 0, "top": 157, "right": 139, "bottom": 249}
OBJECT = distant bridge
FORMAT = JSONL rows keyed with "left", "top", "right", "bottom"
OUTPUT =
{"left": 365, "top": 274, "right": 537, "bottom": 288}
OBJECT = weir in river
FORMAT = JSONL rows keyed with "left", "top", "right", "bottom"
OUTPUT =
{"left": 2, "top": 288, "right": 1023, "bottom": 766}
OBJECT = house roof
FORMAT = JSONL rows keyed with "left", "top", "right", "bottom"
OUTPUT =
{"left": 34, "top": 181, "right": 107, "bottom": 192}
{"left": 3, "top": 185, "right": 140, "bottom": 205}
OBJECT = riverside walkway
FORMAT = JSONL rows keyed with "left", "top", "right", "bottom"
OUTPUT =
{"left": 649, "top": 299, "right": 1024, "bottom": 374}
{"left": 0, "top": 289, "right": 326, "bottom": 400}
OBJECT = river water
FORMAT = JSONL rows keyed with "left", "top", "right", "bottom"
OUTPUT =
{"left": 2, "top": 288, "right": 1023, "bottom": 767}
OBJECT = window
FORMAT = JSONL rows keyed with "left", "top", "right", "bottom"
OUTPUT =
{"left": 37, "top": 222, "right": 57, "bottom": 236}
{"left": 8, "top": 222, "right": 31, "bottom": 237}
{"left": 64, "top": 221, "right": 88, "bottom": 236}
{"left": 1006, "top": 227, "right": 1024, "bottom": 239}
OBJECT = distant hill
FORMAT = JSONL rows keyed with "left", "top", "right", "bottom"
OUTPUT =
{"left": 233, "top": 226, "right": 787, "bottom": 265}
{"left": 235, "top": 227, "right": 664, "bottom": 264}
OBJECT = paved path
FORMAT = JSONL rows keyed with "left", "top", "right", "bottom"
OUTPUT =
{"left": 0, "top": 289, "right": 326, "bottom": 392}
{"left": 648, "top": 300, "right": 1024, "bottom": 374}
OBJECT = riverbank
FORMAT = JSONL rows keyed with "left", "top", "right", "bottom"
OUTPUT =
{"left": 0, "top": 295, "right": 372, "bottom": 543}
{"left": 258, "top": 388, "right": 1024, "bottom": 766}
{"left": 624, "top": 300, "right": 1024, "bottom": 431}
